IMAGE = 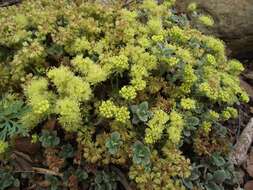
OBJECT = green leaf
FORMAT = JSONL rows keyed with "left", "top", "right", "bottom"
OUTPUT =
{"left": 0, "top": 171, "right": 16, "bottom": 190}
{"left": 130, "top": 105, "right": 138, "bottom": 113}
{"left": 13, "top": 179, "right": 20, "bottom": 187}
{"left": 139, "top": 101, "right": 148, "bottom": 111}
{"left": 182, "top": 179, "right": 193, "bottom": 189}
{"left": 206, "top": 173, "right": 213, "bottom": 181}
{"left": 39, "top": 130, "right": 60, "bottom": 148}
{"left": 0, "top": 98, "right": 29, "bottom": 141}
{"left": 75, "top": 169, "right": 88, "bottom": 181}
{"left": 59, "top": 144, "right": 74, "bottom": 158}
{"left": 106, "top": 132, "right": 122, "bottom": 155}
{"left": 183, "top": 130, "right": 191, "bottom": 137}
{"left": 211, "top": 153, "right": 226, "bottom": 167}
{"left": 130, "top": 102, "right": 150, "bottom": 123}
{"left": 212, "top": 170, "right": 228, "bottom": 184}
{"left": 132, "top": 141, "right": 151, "bottom": 166}
{"left": 186, "top": 116, "right": 200, "bottom": 127}
{"left": 189, "top": 169, "right": 201, "bottom": 181}
{"left": 205, "top": 182, "right": 222, "bottom": 190}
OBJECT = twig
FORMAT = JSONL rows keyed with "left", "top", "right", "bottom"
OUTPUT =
{"left": 14, "top": 167, "right": 63, "bottom": 177}
{"left": 122, "top": 0, "right": 135, "bottom": 8}
{"left": 32, "top": 167, "right": 63, "bottom": 177}
{"left": 230, "top": 118, "right": 253, "bottom": 165}
{"left": 111, "top": 165, "right": 133, "bottom": 190}
{"left": 0, "top": 0, "right": 20, "bottom": 7}
{"left": 13, "top": 150, "right": 33, "bottom": 163}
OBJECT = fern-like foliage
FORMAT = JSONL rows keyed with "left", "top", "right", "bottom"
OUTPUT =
{"left": 0, "top": 96, "right": 29, "bottom": 141}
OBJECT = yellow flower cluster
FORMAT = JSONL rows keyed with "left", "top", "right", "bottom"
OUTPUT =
{"left": 55, "top": 98, "right": 82, "bottom": 131}
{"left": 11, "top": 41, "right": 46, "bottom": 81}
{"left": 71, "top": 55, "right": 91, "bottom": 75}
{"left": 169, "top": 26, "right": 189, "bottom": 43}
{"left": 151, "top": 34, "right": 164, "bottom": 42}
{"left": 33, "top": 100, "right": 50, "bottom": 114}
{"left": 180, "top": 98, "right": 196, "bottom": 110}
{"left": 183, "top": 64, "right": 197, "bottom": 83}
{"left": 202, "top": 121, "right": 212, "bottom": 134}
{"left": 145, "top": 110, "right": 170, "bottom": 144}
{"left": 166, "top": 57, "right": 180, "bottom": 67}
{"left": 187, "top": 2, "right": 197, "bottom": 12}
{"left": 99, "top": 100, "right": 130, "bottom": 123}
{"left": 199, "top": 82, "right": 219, "bottom": 100}
{"left": 179, "top": 64, "right": 197, "bottom": 94}
{"left": 147, "top": 17, "right": 163, "bottom": 34}
{"left": 176, "top": 47, "right": 195, "bottom": 65}
{"left": 240, "top": 91, "right": 250, "bottom": 103}
{"left": 138, "top": 37, "right": 151, "bottom": 48}
{"left": 0, "top": 140, "right": 8, "bottom": 154}
{"left": 22, "top": 64, "right": 94, "bottom": 129}
{"left": 228, "top": 59, "right": 244, "bottom": 75}
{"left": 31, "top": 134, "right": 39, "bottom": 144}
{"left": 167, "top": 111, "right": 184, "bottom": 144}
{"left": 67, "top": 37, "right": 91, "bottom": 55}
{"left": 205, "top": 54, "right": 217, "bottom": 65}
{"left": 204, "top": 36, "right": 225, "bottom": 56}
{"left": 130, "top": 65, "right": 148, "bottom": 79}
{"left": 106, "top": 55, "right": 129, "bottom": 73}
{"left": 99, "top": 100, "right": 117, "bottom": 118}
{"left": 71, "top": 55, "right": 107, "bottom": 84}
{"left": 22, "top": 78, "right": 54, "bottom": 127}
{"left": 221, "top": 107, "right": 238, "bottom": 120}
{"left": 131, "top": 78, "right": 147, "bottom": 91}
{"left": 47, "top": 66, "right": 92, "bottom": 101}
{"left": 129, "top": 147, "right": 191, "bottom": 190}
{"left": 119, "top": 86, "right": 137, "bottom": 100}
{"left": 114, "top": 107, "right": 130, "bottom": 123}
{"left": 198, "top": 15, "right": 214, "bottom": 27}
{"left": 208, "top": 110, "right": 220, "bottom": 121}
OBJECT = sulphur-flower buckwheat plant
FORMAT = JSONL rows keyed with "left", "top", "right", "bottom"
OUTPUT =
{"left": 0, "top": 0, "right": 249, "bottom": 189}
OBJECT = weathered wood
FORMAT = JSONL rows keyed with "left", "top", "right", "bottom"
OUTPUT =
{"left": 230, "top": 118, "right": 253, "bottom": 165}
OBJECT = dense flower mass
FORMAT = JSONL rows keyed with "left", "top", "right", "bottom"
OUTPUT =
{"left": 0, "top": 0, "right": 249, "bottom": 189}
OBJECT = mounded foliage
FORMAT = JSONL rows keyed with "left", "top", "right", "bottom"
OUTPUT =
{"left": 0, "top": 0, "right": 249, "bottom": 189}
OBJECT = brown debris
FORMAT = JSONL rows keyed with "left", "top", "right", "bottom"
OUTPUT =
{"left": 45, "top": 148, "right": 64, "bottom": 173}
{"left": 244, "top": 180, "right": 253, "bottom": 190}
{"left": 68, "top": 175, "right": 79, "bottom": 190}
{"left": 14, "top": 137, "right": 40, "bottom": 155}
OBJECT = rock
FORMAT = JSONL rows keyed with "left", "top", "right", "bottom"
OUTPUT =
{"left": 245, "top": 149, "right": 253, "bottom": 177}
{"left": 236, "top": 168, "right": 245, "bottom": 185}
{"left": 243, "top": 71, "right": 253, "bottom": 81}
{"left": 244, "top": 180, "right": 253, "bottom": 190}
{"left": 240, "top": 79, "right": 253, "bottom": 100}
{"left": 175, "top": 0, "right": 253, "bottom": 58}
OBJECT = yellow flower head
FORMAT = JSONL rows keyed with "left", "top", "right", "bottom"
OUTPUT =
{"left": 119, "top": 86, "right": 137, "bottom": 100}
{"left": 180, "top": 98, "right": 196, "bottom": 110}
{"left": 0, "top": 141, "right": 8, "bottom": 154}
{"left": 198, "top": 15, "right": 214, "bottom": 27}
{"left": 99, "top": 100, "right": 117, "bottom": 118}
{"left": 115, "top": 106, "right": 130, "bottom": 123}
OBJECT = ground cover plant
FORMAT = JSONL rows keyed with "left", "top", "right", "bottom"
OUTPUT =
{"left": 0, "top": 0, "right": 249, "bottom": 189}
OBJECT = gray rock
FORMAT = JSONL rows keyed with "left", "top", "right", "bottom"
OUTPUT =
{"left": 175, "top": 0, "right": 253, "bottom": 58}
